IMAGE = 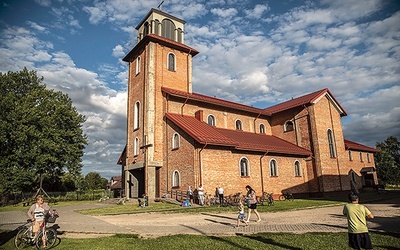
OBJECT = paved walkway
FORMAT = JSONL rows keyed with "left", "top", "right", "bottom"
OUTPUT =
{"left": 1, "top": 197, "right": 399, "bottom": 238}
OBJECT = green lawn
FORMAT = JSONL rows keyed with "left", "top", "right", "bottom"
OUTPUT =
{"left": 1, "top": 232, "right": 399, "bottom": 249}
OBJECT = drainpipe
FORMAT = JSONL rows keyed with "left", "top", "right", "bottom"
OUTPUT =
{"left": 260, "top": 151, "right": 268, "bottom": 194}
{"left": 199, "top": 142, "right": 208, "bottom": 185}
{"left": 253, "top": 111, "right": 262, "bottom": 133}
{"left": 181, "top": 95, "right": 189, "bottom": 115}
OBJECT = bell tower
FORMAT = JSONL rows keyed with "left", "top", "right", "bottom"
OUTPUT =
{"left": 121, "top": 8, "right": 198, "bottom": 199}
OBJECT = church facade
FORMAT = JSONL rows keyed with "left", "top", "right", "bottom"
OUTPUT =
{"left": 117, "top": 9, "right": 379, "bottom": 200}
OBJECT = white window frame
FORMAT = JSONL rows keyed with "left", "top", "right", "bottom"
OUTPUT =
{"left": 134, "top": 101, "right": 140, "bottom": 130}
{"left": 134, "top": 137, "right": 139, "bottom": 156}
{"left": 207, "top": 114, "right": 216, "bottom": 126}
{"left": 294, "top": 160, "right": 302, "bottom": 177}
{"left": 136, "top": 56, "right": 141, "bottom": 75}
{"left": 235, "top": 119, "right": 242, "bottom": 130}
{"left": 327, "top": 129, "right": 336, "bottom": 158}
{"left": 260, "top": 124, "right": 266, "bottom": 134}
{"left": 167, "top": 52, "right": 176, "bottom": 71}
{"left": 172, "top": 133, "right": 180, "bottom": 150}
{"left": 172, "top": 170, "right": 180, "bottom": 187}
{"left": 284, "top": 120, "right": 294, "bottom": 132}
{"left": 270, "top": 159, "right": 278, "bottom": 177}
{"left": 239, "top": 157, "right": 250, "bottom": 177}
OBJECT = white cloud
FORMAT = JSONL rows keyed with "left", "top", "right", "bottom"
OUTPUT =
{"left": 210, "top": 7, "right": 238, "bottom": 18}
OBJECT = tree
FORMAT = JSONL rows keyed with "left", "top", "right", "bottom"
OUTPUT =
{"left": 85, "top": 172, "right": 108, "bottom": 191}
{"left": 375, "top": 136, "right": 400, "bottom": 186}
{"left": 0, "top": 68, "right": 88, "bottom": 199}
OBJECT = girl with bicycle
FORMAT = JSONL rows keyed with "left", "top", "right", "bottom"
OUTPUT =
{"left": 245, "top": 185, "right": 261, "bottom": 223}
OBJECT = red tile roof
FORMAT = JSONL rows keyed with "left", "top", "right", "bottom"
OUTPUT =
{"left": 123, "top": 34, "right": 199, "bottom": 62}
{"left": 263, "top": 88, "right": 347, "bottom": 116}
{"left": 344, "top": 139, "right": 379, "bottom": 153}
{"left": 162, "top": 87, "right": 266, "bottom": 115}
{"left": 166, "top": 113, "right": 312, "bottom": 156}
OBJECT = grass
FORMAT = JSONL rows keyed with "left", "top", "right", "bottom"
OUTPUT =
{"left": 1, "top": 231, "right": 399, "bottom": 249}
{"left": 76, "top": 190, "right": 397, "bottom": 216}
{"left": 1, "top": 191, "right": 399, "bottom": 249}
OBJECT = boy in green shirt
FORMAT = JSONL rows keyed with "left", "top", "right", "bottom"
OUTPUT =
{"left": 343, "top": 193, "right": 374, "bottom": 249}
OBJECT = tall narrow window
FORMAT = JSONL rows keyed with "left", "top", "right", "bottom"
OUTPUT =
{"left": 134, "top": 137, "right": 139, "bottom": 156}
{"left": 136, "top": 56, "right": 141, "bottom": 75}
{"left": 162, "top": 19, "right": 175, "bottom": 40}
{"left": 260, "top": 124, "right": 266, "bottom": 134}
{"left": 270, "top": 159, "right": 278, "bottom": 177}
{"left": 154, "top": 19, "right": 160, "bottom": 35}
{"left": 349, "top": 151, "right": 353, "bottom": 161}
{"left": 284, "top": 120, "right": 294, "bottom": 132}
{"left": 143, "top": 22, "right": 150, "bottom": 36}
{"left": 172, "top": 133, "right": 180, "bottom": 149}
{"left": 351, "top": 171, "right": 357, "bottom": 183}
{"left": 168, "top": 53, "right": 175, "bottom": 71}
{"left": 367, "top": 153, "right": 370, "bottom": 163}
{"left": 172, "top": 170, "right": 180, "bottom": 187}
{"left": 294, "top": 161, "right": 301, "bottom": 177}
{"left": 235, "top": 119, "right": 242, "bottom": 130}
{"left": 207, "top": 115, "right": 216, "bottom": 126}
{"left": 134, "top": 101, "right": 140, "bottom": 130}
{"left": 240, "top": 157, "right": 249, "bottom": 177}
{"left": 360, "top": 152, "right": 363, "bottom": 162}
{"left": 177, "top": 28, "right": 183, "bottom": 43}
{"left": 327, "top": 129, "right": 336, "bottom": 158}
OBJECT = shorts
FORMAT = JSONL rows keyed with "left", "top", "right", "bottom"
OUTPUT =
{"left": 238, "top": 213, "right": 246, "bottom": 220}
{"left": 348, "top": 232, "right": 373, "bottom": 250}
{"left": 248, "top": 203, "right": 257, "bottom": 209}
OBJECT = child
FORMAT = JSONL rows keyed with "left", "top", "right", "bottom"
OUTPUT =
{"left": 235, "top": 200, "right": 248, "bottom": 228}
{"left": 343, "top": 193, "right": 374, "bottom": 250}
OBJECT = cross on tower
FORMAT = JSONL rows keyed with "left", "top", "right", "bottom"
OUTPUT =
{"left": 157, "top": 0, "right": 164, "bottom": 10}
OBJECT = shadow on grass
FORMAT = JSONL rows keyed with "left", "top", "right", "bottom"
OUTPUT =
{"left": 0, "top": 229, "right": 18, "bottom": 246}
{"left": 242, "top": 234, "right": 301, "bottom": 250}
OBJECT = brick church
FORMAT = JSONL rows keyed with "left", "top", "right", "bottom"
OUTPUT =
{"left": 117, "top": 8, "right": 379, "bottom": 200}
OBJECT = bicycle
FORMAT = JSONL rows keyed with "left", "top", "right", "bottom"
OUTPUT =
{"left": 14, "top": 210, "right": 58, "bottom": 249}
{"left": 259, "top": 192, "right": 274, "bottom": 206}
{"left": 279, "top": 192, "right": 294, "bottom": 201}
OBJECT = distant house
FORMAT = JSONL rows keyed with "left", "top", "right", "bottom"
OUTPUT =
{"left": 117, "top": 8, "right": 379, "bottom": 199}
{"left": 108, "top": 176, "right": 122, "bottom": 198}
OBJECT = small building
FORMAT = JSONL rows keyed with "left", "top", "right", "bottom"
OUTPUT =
{"left": 108, "top": 176, "right": 122, "bottom": 198}
{"left": 117, "top": 8, "right": 379, "bottom": 200}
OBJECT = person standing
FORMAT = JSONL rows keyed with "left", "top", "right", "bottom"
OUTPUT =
{"left": 343, "top": 193, "right": 374, "bottom": 250}
{"left": 197, "top": 185, "right": 204, "bottom": 206}
{"left": 28, "top": 195, "right": 50, "bottom": 236}
{"left": 235, "top": 199, "right": 248, "bottom": 228}
{"left": 187, "top": 186, "right": 194, "bottom": 205}
{"left": 217, "top": 186, "right": 224, "bottom": 206}
{"left": 245, "top": 185, "right": 261, "bottom": 223}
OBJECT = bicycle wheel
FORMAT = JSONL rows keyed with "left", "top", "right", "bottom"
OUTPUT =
{"left": 14, "top": 227, "right": 31, "bottom": 249}
{"left": 35, "top": 228, "right": 57, "bottom": 249}
{"left": 279, "top": 195, "right": 286, "bottom": 201}
{"left": 287, "top": 194, "right": 294, "bottom": 201}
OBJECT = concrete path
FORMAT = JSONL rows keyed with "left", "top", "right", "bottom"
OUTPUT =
{"left": 1, "top": 197, "right": 399, "bottom": 238}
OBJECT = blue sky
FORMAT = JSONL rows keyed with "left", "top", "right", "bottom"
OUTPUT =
{"left": 1, "top": 0, "right": 399, "bottom": 180}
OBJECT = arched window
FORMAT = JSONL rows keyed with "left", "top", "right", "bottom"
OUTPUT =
{"left": 270, "top": 159, "right": 278, "bottom": 177}
{"left": 134, "top": 137, "right": 139, "bottom": 156}
{"left": 172, "top": 133, "right": 180, "bottom": 150}
{"left": 294, "top": 160, "right": 301, "bottom": 177}
{"left": 168, "top": 53, "right": 175, "bottom": 71}
{"left": 327, "top": 129, "right": 336, "bottom": 158}
{"left": 172, "top": 170, "right": 180, "bottom": 187}
{"left": 284, "top": 120, "right": 294, "bottom": 132}
{"left": 154, "top": 19, "right": 160, "bottom": 35}
{"left": 240, "top": 157, "right": 250, "bottom": 177}
{"left": 359, "top": 152, "right": 363, "bottom": 162}
{"left": 207, "top": 115, "right": 216, "bottom": 126}
{"left": 134, "top": 101, "right": 140, "bottom": 130}
{"left": 143, "top": 22, "right": 150, "bottom": 36}
{"left": 259, "top": 124, "right": 266, "bottom": 134}
{"left": 235, "top": 119, "right": 242, "bottom": 130}
{"left": 177, "top": 28, "right": 183, "bottom": 43}
{"left": 136, "top": 56, "right": 141, "bottom": 75}
{"left": 162, "top": 19, "right": 175, "bottom": 40}
{"left": 349, "top": 151, "right": 353, "bottom": 161}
